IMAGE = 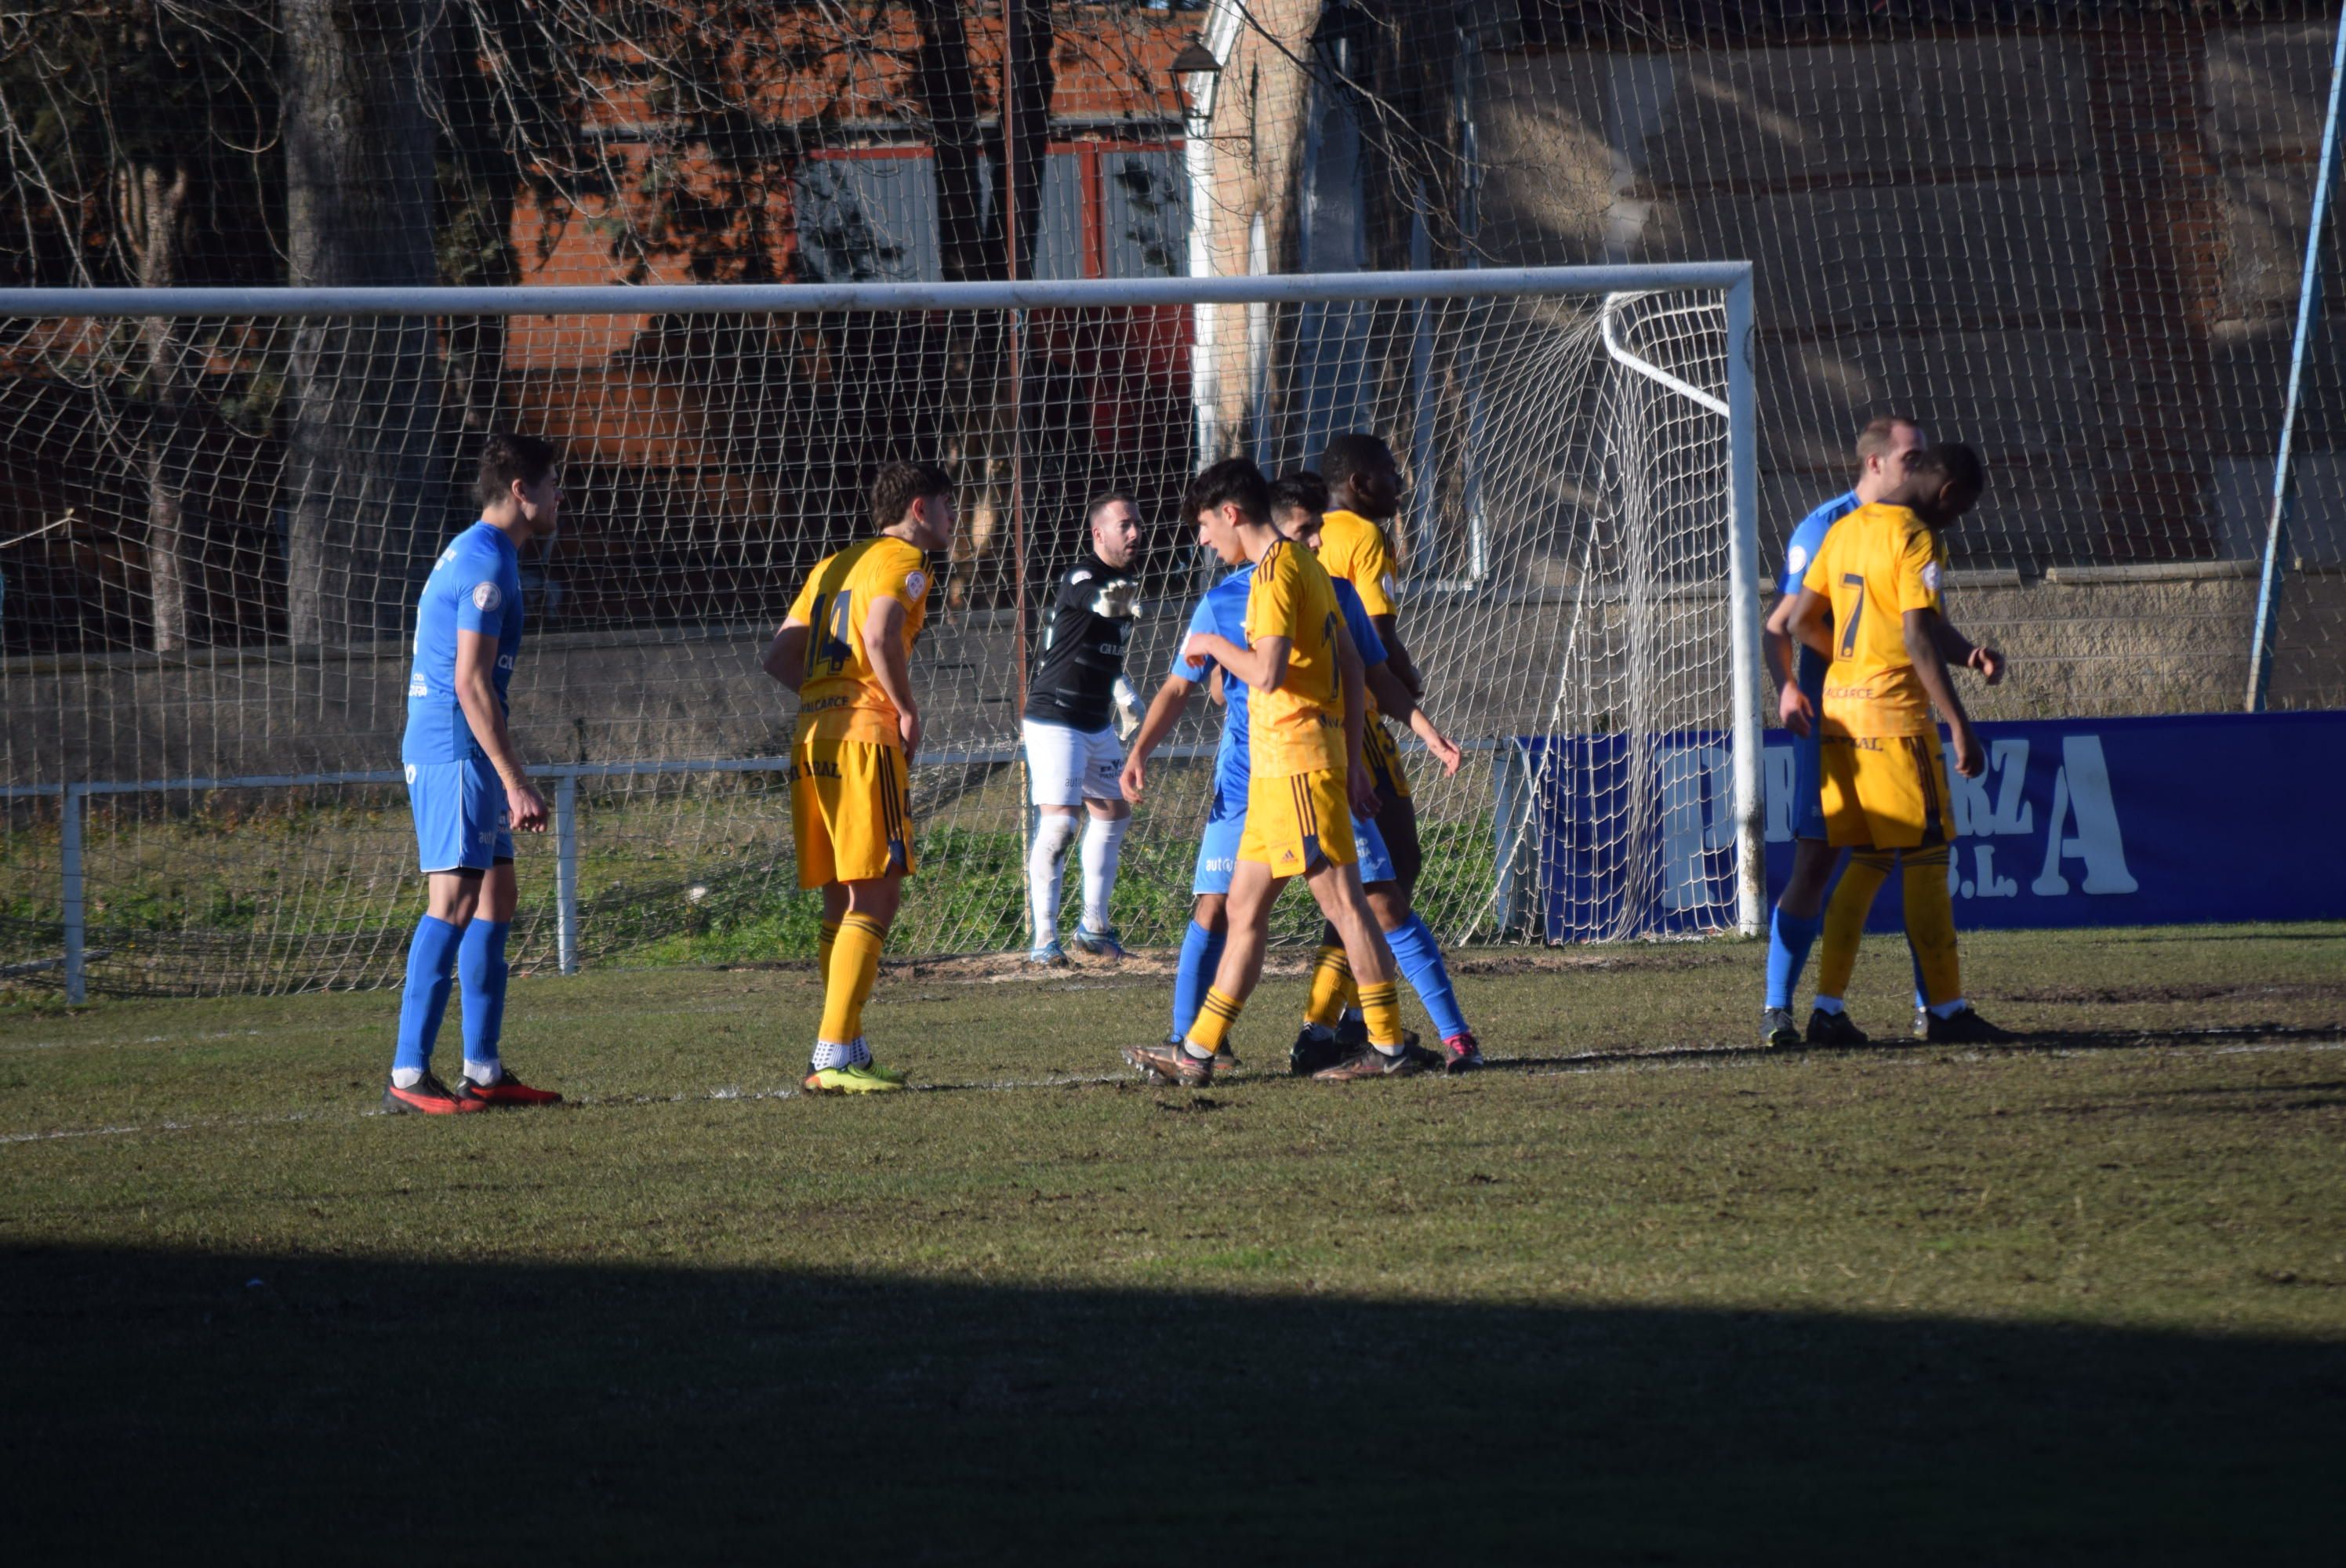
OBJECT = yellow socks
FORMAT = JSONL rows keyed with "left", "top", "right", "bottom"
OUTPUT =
{"left": 1818, "top": 851, "right": 1894, "bottom": 1000}
{"left": 1304, "top": 945, "right": 1351, "bottom": 1029}
{"left": 819, "top": 913, "right": 886, "bottom": 1042}
{"left": 1902, "top": 846, "right": 1963, "bottom": 1007}
{"left": 817, "top": 918, "right": 841, "bottom": 978}
{"left": 1358, "top": 979, "right": 1402, "bottom": 1050}
{"left": 1185, "top": 986, "right": 1242, "bottom": 1055}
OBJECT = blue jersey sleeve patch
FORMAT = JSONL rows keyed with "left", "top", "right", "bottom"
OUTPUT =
{"left": 1171, "top": 591, "right": 1218, "bottom": 683}
{"left": 1779, "top": 490, "right": 1858, "bottom": 598}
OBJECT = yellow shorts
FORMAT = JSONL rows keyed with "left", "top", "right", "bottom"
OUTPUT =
{"left": 791, "top": 737, "right": 914, "bottom": 888}
{"left": 1364, "top": 718, "right": 1412, "bottom": 800}
{"left": 1820, "top": 731, "right": 1954, "bottom": 851}
{"left": 1238, "top": 766, "right": 1356, "bottom": 874}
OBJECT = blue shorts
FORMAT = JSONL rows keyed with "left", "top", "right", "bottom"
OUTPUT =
{"left": 1792, "top": 727, "right": 1827, "bottom": 842}
{"left": 1192, "top": 810, "right": 1244, "bottom": 896}
{"left": 1190, "top": 800, "right": 1396, "bottom": 894}
{"left": 1355, "top": 811, "right": 1397, "bottom": 885}
{"left": 405, "top": 756, "right": 513, "bottom": 873}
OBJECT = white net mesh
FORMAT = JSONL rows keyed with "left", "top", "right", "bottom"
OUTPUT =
{"left": 0, "top": 276, "right": 1742, "bottom": 994}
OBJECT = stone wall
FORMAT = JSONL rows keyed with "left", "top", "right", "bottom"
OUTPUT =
{"left": 1474, "top": 21, "right": 2346, "bottom": 572}
{"left": 8, "top": 564, "right": 2335, "bottom": 787}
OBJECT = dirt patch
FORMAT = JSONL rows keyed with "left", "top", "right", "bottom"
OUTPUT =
{"left": 2010, "top": 981, "right": 2346, "bottom": 1007}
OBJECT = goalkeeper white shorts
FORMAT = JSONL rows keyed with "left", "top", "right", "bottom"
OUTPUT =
{"left": 1022, "top": 718, "right": 1123, "bottom": 807}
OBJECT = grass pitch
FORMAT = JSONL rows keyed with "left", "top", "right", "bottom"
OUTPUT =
{"left": 3, "top": 923, "right": 2343, "bottom": 1561}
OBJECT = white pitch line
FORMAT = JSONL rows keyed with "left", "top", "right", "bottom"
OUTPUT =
{"left": 0, "top": 1027, "right": 267, "bottom": 1054}
{"left": 3, "top": 1036, "right": 2339, "bottom": 1146}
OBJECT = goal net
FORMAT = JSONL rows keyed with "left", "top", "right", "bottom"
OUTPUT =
{"left": 0, "top": 267, "right": 1757, "bottom": 998}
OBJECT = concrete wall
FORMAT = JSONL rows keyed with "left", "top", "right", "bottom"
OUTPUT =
{"left": 9, "top": 564, "right": 2335, "bottom": 787}
{"left": 1475, "top": 22, "right": 2346, "bottom": 572}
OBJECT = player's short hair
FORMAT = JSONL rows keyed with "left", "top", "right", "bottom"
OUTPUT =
{"left": 1907, "top": 441, "right": 1986, "bottom": 499}
{"left": 1182, "top": 457, "right": 1272, "bottom": 527}
{"left": 1084, "top": 490, "right": 1137, "bottom": 529}
{"left": 476, "top": 431, "right": 559, "bottom": 507}
{"left": 1854, "top": 415, "right": 1923, "bottom": 467}
{"left": 1269, "top": 470, "right": 1331, "bottom": 520}
{"left": 871, "top": 460, "right": 954, "bottom": 530}
{"left": 1318, "top": 433, "right": 1394, "bottom": 487}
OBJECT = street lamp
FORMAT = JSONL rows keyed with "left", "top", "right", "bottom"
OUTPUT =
{"left": 1169, "top": 34, "right": 1222, "bottom": 134}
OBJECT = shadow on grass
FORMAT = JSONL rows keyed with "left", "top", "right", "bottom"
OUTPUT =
{"left": 1490, "top": 1022, "right": 2345, "bottom": 1076}
{"left": 2, "top": 1247, "right": 2340, "bottom": 1562}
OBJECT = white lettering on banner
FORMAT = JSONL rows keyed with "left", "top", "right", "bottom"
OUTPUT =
{"left": 1963, "top": 844, "right": 2021, "bottom": 898}
{"left": 1763, "top": 746, "right": 1796, "bottom": 842}
{"left": 1948, "top": 738, "right": 2033, "bottom": 837}
{"left": 1763, "top": 731, "right": 2136, "bottom": 905}
{"left": 1661, "top": 742, "right": 1736, "bottom": 912}
{"left": 2032, "top": 735, "right": 2139, "bottom": 895}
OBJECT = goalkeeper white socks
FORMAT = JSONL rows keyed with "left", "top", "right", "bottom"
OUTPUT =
{"left": 1080, "top": 815, "right": 1128, "bottom": 932}
{"left": 1027, "top": 811, "right": 1080, "bottom": 946}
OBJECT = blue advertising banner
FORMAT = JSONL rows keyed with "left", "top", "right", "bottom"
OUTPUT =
{"left": 1508, "top": 710, "right": 2346, "bottom": 940}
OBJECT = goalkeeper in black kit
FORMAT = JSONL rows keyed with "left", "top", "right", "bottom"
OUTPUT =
{"left": 1022, "top": 491, "right": 1146, "bottom": 963}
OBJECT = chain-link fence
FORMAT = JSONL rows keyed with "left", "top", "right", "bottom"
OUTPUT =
{"left": 2, "top": 2, "right": 2341, "bottom": 994}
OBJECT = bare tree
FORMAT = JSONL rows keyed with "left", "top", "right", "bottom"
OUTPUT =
{"left": 281, "top": 0, "right": 443, "bottom": 646}
{"left": 0, "top": 2, "right": 278, "bottom": 652}
{"left": 118, "top": 159, "right": 196, "bottom": 652}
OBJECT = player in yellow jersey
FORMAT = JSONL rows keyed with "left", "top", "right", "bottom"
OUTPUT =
{"left": 1315, "top": 433, "right": 1421, "bottom": 837}
{"left": 760, "top": 460, "right": 956, "bottom": 1091}
{"left": 1121, "top": 458, "right": 1423, "bottom": 1086}
{"left": 1295, "top": 435, "right": 1480, "bottom": 1062}
{"left": 1786, "top": 443, "right": 2014, "bottom": 1045}
{"left": 1272, "top": 472, "right": 1480, "bottom": 1073}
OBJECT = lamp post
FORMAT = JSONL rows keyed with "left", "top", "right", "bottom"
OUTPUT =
{"left": 1169, "top": 34, "right": 1222, "bottom": 136}
{"left": 1169, "top": 33, "right": 1223, "bottom": 485}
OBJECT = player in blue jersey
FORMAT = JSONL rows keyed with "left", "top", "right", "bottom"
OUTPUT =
{"left": 1761, "top": 416, "right": 2005, "bottom": 1047}
{"left": 385, "top": 432, "right": 566, "bottom": 1113}
{"left": 1119, "top": 474, "right": 1462, "bottom": 1074}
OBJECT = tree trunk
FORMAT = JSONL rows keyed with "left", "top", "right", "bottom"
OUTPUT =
{"left": 123, "top": 161, "right": 195, "bottom": 653}
{"left": 281, "top": 0, "right": 445, "bottom": 647}
{"left": 910, "top": 1, "right": 1053, "bottom": 607}
{"left": 1001, "top": 0, "right": 1053, "bottom": 288}
{"left": 913, "top": 0, "right": 990, "bottom": 285}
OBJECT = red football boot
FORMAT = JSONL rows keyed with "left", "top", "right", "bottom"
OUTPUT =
{"left": 456, "top": 1065, "right": 564, "bottom": 1109}
{"left": 383, "top": 1073, "right": 485, "bottom": 1115}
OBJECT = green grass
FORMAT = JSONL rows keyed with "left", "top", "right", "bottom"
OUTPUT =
{"left": 2, "top": 923, "right": 2343, "bottom": 1560}
{"left": 2, "top": 759, "right": 1502, "bottom": 991}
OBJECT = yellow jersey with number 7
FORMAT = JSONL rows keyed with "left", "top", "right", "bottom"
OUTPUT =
{"left": 1800, "top": 502, "right": 1943, "bottom": 740}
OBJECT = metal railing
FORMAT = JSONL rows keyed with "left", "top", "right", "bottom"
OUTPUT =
{"left": 4, "top": 744, "right": 1241, "bottom": 1003}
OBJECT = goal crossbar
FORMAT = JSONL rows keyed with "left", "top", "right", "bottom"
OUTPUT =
{"left": 1, "top": 260, "right": 1768, "bottom": 986}
{"left": 0, "top": 263, "right": 1751, "bottom": 318}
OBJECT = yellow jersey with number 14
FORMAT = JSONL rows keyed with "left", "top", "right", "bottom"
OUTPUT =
{"left": 1800, "top": 502, "right": 1942, "bottom": 739}
{"left": 1244, "top": 539, "right": 1346, "bottom": 778}
{"left": 786, "top": 535, "right": 932, "bottom": 746}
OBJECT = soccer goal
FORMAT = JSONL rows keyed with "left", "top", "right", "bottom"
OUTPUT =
{"left": 0, "top": 264, "right": 1760, "bottom": 999}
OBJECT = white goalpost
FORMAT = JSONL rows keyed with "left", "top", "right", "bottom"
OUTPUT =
{"left": 0, "top": 264, "right": 1761, "bottom": 1000}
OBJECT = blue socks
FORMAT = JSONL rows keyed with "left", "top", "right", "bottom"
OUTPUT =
{"left": 1767, "top": 906, "right": 1823, "bottom": 1011}
{"left": 1386, "top": 914, "right": 1468, "bottom": 1041}
{"left": 1172, "top": 920, "right": 1225, "bottom": 1040}
{"left": 394, "top": 915, "right": 464, "bottom": 1074}
{"left": 459, "top": 919, "right": 510, "bottom": 1073}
